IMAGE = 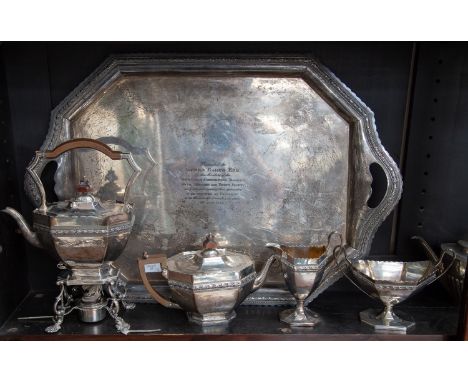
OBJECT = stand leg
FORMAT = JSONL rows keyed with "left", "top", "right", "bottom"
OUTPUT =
{"left": 121, "top": 300, "right": 136, "bottom": 310}
{"left": 45, "top": 280, "right": 70, "bottom": 333}
{"left": 106, "top": 299, "right": 131, "bottom": 335}
{"left": 106, "top": 282, "right": 131, "bottom": 334}
{"left": 114, "top": 279, "right": 135, "bottom": 310}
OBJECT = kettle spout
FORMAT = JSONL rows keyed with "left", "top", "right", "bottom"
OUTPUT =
{"left": 2, "top": 207, "right": 42, "bottom": 248}
{"left": 252, "top": 252, "right": 280, "bottom": 292}
{"left": 412, "top": 236, "right": 439, "bottom": 263}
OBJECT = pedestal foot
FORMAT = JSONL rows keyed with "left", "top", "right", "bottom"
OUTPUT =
{"left": 106, "top": 300, "right": 131, "bottom": 335}
{"left": 279, "top": 307, "right": 320, "bottom": 327}
{"left": 360, "top": 308, "right": 415, "bottom": 333}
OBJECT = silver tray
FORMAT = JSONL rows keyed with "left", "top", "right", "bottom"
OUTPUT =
{"left": 25, "top": 55, "right": 402, "bottom": 305}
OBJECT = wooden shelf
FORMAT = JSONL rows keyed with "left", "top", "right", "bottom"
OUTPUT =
{"left": 0, "top": 283, "right": 460, "bottom": 341}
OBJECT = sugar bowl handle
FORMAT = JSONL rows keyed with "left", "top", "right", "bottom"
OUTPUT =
{"left": 27, "top": 138, "right": 141, "bottom": 211}
{"left": 138, "top": 253, "right": 181, "bottom": 309}
{"left": 330, "top": 238, "right": 377, "bottom": 300}
{"left": 418, "top": 248, "right": 457, "bottom": 286}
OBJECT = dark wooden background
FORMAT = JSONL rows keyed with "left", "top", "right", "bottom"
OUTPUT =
{"left": 1, "top": 42, "right": 467, "bottom": 326}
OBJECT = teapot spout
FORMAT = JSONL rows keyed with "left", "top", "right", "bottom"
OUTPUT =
{"left": 252, "top": 252, "right": 280, "bottom": 292}
{"left": 2, "top": 207, "right": 42, "bottom": 248}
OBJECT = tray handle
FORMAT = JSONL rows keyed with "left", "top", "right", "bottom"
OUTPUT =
{"left": 358, "top": 159, "right": 403, "bottom": 254}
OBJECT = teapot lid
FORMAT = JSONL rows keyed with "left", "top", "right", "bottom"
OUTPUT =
{"left": 192, "top": 234, "right": 238, "bottom": 269}
{"left": 167, "top": 234, "right": 255, "bottom": 277}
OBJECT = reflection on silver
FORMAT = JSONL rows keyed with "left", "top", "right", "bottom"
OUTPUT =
{"left": 340, "top": 246, "right": 455, "bottom": 333}
{"left": 138, "top": 233, "right": 279, "bottom": 326}
{"left": 24, "top": 56, "right": 403, "bottom": 304}
{"left": 3, "top": 139, "right": 141, "bottom": 334}
{"left": 266, "top": 232, "right": 342, "bottom": 327}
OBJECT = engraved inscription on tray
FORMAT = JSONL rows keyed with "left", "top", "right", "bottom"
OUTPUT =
{"left": 64, "top": 75, "right": 349, "bottom": 282}
{"left": 182, "top": 164, "right": 245, "bottom": 204}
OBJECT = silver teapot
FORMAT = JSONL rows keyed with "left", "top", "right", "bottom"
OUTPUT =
{"left": 138, "top": 234, "right": 279, "bottom": 326}
{"left": 2, "top": 138, "right": 141, "bottom": 333}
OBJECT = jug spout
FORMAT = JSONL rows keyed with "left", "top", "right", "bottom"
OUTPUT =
{"left": 252, "top": 252, "right": 279, "bottom": 292}
{"left": 2, "top": 207, "right": 42, "bottom": 248}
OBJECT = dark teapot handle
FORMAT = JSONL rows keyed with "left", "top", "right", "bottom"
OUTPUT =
{"left": 137, "top": 253, "right": 181, "bottom": 309}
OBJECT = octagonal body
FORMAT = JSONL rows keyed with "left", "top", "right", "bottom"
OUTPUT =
{"left": 32, "top": 201, "right": 134, "bottom": 264}
{"left": 165, "top": 249, "right": 257, "bottom": 324}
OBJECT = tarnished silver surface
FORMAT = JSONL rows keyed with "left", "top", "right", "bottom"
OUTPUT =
{"left": 3, "top": 138, "right": 141, "bottom": 334}
{"left": 344, "top": 255, "right": 450, "bottom": 333}
{"left": 267, "top": 244, "right": 327, "bottom": 327}
{"left": 24, "top": 56, "right": 403, "bottom": 304}
{"left": 4, "top": 139, "right": 140, "bottom": 266}
{"left": 267, "top": 232, "right": 342, "bottom": 326}
{"left": 441, "top": 243, "right": 467, "bottom": 303}
{"left": 41, "top": 262, "right": 134, "bottom": 334}
{"left": 138, "top": 234, "right": 279, "bottom": 325}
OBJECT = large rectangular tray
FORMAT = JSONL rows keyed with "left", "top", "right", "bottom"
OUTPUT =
{"left": 25, "top": 56, "right": 402, "bottom": 305}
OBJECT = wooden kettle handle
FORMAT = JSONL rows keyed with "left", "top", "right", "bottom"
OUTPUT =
{"left": 27, "top": 138, "right": 141, "bottom": 211}
{"left": 44, "top": 138, "right": 123, "bottom": 160}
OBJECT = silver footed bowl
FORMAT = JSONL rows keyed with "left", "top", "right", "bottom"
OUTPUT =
{"left": 346, "top": 256, "right": 452, "bottom": 333}
{"left": 266, "top": 232, "right": 342, "bottom": 327}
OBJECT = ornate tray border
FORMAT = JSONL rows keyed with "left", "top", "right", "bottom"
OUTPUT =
{"left": 24, "top": 55, "right": 403, "bottom": 305}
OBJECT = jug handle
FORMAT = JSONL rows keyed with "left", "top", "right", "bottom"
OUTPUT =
{"left": 137, "top": 254, "right": 181, "bottom": 309}
{"left": 27, "top": 138, "right": 141, "bottom": 211}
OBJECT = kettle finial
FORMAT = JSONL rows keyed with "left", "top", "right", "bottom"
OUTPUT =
{"left": 203, "top": 233, "right": 218, "bottom": 249}
{"left": 76, "top": 177, "right": 92, "bottom": 194}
